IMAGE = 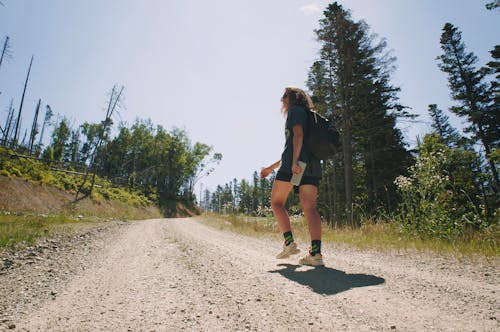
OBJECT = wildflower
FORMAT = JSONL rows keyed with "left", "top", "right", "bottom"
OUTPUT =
{"left": 394, "top": 175, "right": 412, "bottom": 190}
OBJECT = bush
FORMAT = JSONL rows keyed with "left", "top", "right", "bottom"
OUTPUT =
{"left": 394, "top": 134, "right": 485, "bottom": 240}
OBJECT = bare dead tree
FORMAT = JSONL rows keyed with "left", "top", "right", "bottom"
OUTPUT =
{"left": 75, "top": 85, "right": 125, "bottom": 201}
{"left": 13, "top": 55, "right": 33, "bottom": 146}
{"left": 0, "top": 36, "right": 12, "bottom": 72}
{"left": 20, "top": 128, "right": 27, "bottom": 146}
{"left": 38, "top": 104, "right": 53, "bottom": 148}
{"left": 28, "top": 99, "right": 41, "bottom": 153}
{"left": 1, "top": 99, "right": 14, "bottom": 146}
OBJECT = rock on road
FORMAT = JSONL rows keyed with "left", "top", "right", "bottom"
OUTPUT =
{"left": 3, "top": 218, "right": 499, "bottom": 331}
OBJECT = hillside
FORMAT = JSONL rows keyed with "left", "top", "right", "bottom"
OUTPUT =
{"left": 0, "top": 176, "right": 162, "bottom": 219}
{"left": 0, "top": 146, "right": 201, "bottom": 219}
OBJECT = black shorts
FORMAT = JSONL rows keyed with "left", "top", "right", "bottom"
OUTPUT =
{"left": 275, "top": 171, "right": 320, "bottom": 193}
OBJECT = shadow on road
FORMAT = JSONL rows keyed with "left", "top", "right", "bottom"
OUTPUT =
{"left": 269, "top": 263, "right": 385, "bottom": 295}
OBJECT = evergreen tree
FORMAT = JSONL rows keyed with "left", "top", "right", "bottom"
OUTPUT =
{"left": 487, "top": 45, "right": 500, "bottom": 79}
{"left": 48, "top": 117, "right": 70, "bottom": 162}
{"left": 80, "top": 122, "right": 104, "bottom": 166}
{"left": 308, "top": 2, "right": 412, "bottom": 223}
{"left": 307, "top": 60, "right": 342, "bottom": 222}
{"left": 427, "top": 104, "right": 461, "bottom": 147}
{"left": 314, "top": 3, "right": 357, "bottom": 222}
{"left": 437, "top": 23, "right": 499, "bottom": 194}
{"left": 484, "top": 45, "right": 500, "bottom": 163}
{"left": 486, "top": 1, "right": 500, "bottom": 10}
{"left": 100, "top": 124, "right": 133, "bottom": 183}
{"left": 66, "top": 128, "right": 81, "bottom": 164}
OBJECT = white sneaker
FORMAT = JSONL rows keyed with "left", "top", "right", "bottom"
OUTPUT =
{"left": 299, "top": 252, "right": 324, "bottom": 266}
{"left": 276, "top": 242, "right": 300, "bottom": 259}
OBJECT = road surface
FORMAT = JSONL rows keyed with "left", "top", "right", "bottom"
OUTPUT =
{"left": 1, "top": 218, "right": 498, "bottom": 331}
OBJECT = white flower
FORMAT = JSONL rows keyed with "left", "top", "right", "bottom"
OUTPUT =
{"left": 394, "top": 175, "right": 412, "bottom": 190}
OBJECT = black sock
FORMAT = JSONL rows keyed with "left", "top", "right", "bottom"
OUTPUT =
{"left": 283, "top": 231, "right": 294, "bottom": 246}
{"left": 311, "top": 240, "right": 321, "bottom": 255}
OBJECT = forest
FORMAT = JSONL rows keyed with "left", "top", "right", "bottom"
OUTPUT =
{"left": 0, "top": 80, "right": 222, "bottom": 211}
{"left": 202, "top": 2, "right": 499, "bottom": 240}
{"left": 1, "top": 2, "right": 498, "bottom": 241}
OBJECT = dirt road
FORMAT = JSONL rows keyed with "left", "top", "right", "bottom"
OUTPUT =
{"left": 2, "top": 218, "right": 498, "bottom": 331}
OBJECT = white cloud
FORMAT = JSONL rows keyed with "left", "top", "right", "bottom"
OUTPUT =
{"left": 300, "top": 3, "right": 321, "bottom": 15}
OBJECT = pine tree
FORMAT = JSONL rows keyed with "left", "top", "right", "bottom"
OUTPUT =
{"left": 437, "top": 23, "right": 499, "bottom": 194}
{"left": 484, "top": 45, "right": 500, "bottom": 156}
{"left": 66, "top": 128, "right": 81, "bottom": 164}
{"left": 308, "top": 2, "right": 412, "bottom": 222}
{"left": 486, "top": 1, "right": 500, "bottom": 10}
{"left": 312, "top": 2, "right": 361, "bottom": 222}
{"left": 307, "top": 60, "right": 342, "bottom": 223}
{"left": 48, "top": 117, "right": 70, "bottom": 162}
{"left": 427, "top": 104, "right": 461, "bottom": 147}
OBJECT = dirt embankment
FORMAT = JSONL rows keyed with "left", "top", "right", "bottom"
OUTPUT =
{"left": 0, "top": 176, "right": 161, "bottom": 219}
{"left": 1, "top": 217, "right": 498, "bottom": 331}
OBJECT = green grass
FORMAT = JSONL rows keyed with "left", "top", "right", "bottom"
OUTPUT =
{"left": 0, "top": 212, "right": 100, "bottom": 250}
{"left": 198, "top": 213, "right": 499, "bottom": 258}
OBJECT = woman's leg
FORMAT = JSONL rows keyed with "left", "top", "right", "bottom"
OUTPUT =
{"left": 270, "top": 180, "right": 293, "bottom": 233}
{"left": 298, "top": 185, "right": 322, "bottom": 241}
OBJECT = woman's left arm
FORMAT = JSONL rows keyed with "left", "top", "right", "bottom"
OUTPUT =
{"left": 292, "top": 125, "right": 304, "bottom": 174}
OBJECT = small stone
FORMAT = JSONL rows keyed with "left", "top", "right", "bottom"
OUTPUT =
{"left": 8, "top": 324, "right": 16, "bottom": 329}
{"left": 390, "top": 326, "right": 396, "bottom": 329}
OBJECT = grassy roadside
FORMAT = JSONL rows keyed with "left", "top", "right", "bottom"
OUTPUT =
{"left": 0, "top": 213, "right": 103, "bottom": 250}
{"left": 0, "top": 147, "right": 166, "bottom": 251}
{"left": 0, "top": 199, "right": 164, "bottom": 251}
{"left": 197, "top": 213, "right": 499, "bottom": 258}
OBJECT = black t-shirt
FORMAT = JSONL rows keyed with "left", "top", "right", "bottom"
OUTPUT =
{"left": 278, "top": 105, "right": 322, "bottom": 178}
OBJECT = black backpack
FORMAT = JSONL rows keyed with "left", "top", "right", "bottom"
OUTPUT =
{"left": 306, "top": 110, "right": 340, "bottom": 160}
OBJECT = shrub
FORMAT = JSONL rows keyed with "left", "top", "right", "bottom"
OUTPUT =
{"left": 394, "top": 134, "right": 484, "bottom": 240}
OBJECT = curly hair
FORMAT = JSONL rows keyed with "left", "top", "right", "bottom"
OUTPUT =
{"left": 281, "top": 87, "right": 315, "bottom": 114}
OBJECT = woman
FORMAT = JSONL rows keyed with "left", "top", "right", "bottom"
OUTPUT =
{"left": 260, "top": 87, "right": 324, "bottom": 266}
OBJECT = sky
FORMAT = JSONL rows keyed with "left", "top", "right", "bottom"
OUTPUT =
{"left": 0, "top": 0, "right": 498, "bottom": 196}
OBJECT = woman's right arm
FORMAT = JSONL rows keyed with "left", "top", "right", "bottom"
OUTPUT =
{"left": 260, "top": 160, "right": 281, "bottom": 178}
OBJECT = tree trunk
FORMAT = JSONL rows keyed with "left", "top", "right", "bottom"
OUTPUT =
{"left": 2, "top": 99, "right": 14, "bottom": 145}
{"left": 476, "top": 125, "right": 500, "bottom": 196}
{"left": 0, "top": 36, "right": 10, "bottom": 70}
{"left": 13, "top": 56, "right": 33, "bottom": 146}
{"left": 29, "top": 99, "right": 41, "bottom": 154}
{"left": 343, "top": 106, "right": 353, "bottom": 225}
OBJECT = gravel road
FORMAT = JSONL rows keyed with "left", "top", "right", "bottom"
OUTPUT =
{"left": 1, "top": 218, "right": 498, "bottom": 331}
